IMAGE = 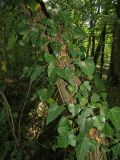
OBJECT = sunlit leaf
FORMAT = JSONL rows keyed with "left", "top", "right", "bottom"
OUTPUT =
{"left": 68, "top": 104, "right": 81, "bottom": 116}
{"left": 74, "top": 57, "right": 95, "bottom": 79}
{"left": 47, "top": 103, "right": 63, "bottom": 124}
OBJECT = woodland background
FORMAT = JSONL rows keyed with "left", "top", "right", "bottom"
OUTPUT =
{"left": 0, "top": 0, "right": 120, "bottom": 160}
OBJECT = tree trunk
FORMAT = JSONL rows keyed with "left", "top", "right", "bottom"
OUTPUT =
{"left": 94, "top": 24, "right": 106, "bottom": 66}
{"left": 109, "top": 1, "right": 120, "bottom": 87}
{"left": 91, "top": 33, "right": 95, "bottom": 57}
{"left": 100, "top": 24, "right": 106, "bottom": 78}
{"left": 86, "top": 35, "right": 91, "bottom": 57}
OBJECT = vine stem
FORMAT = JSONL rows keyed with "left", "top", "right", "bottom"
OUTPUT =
{"left": 0, "top": 91, "right": 18, "bottom": 147}
{"left": 18, "top": 82, "right": 31, "bottom": 145}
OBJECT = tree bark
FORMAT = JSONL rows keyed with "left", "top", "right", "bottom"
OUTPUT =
{"left": 94, "top": 24, "right": 106, "bottom": 66}
{"left": 100, "top": 24, "right": 106, "bottom": 78}
{"left": 109, "top": 0, "right": 120, "bottom": 87}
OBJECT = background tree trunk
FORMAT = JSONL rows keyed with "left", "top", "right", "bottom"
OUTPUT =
{"left": 109, "top": 1, "right": 120, "bottom": 87}
{"left": 108, "top": 1, "right": 120, "bottom": 106}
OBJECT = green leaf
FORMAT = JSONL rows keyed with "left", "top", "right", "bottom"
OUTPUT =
{"left": 30, "top": 29, "right": 39, "bottom": 46}
{"left": 7, "top": 31, "right": 17, "bottom": 49}
{"left": 103, "top": 123, "right": 114, "bottom": 137}
{"left": 30, "top": 65, "right": 44, "bottom": 83}
{"left": 57, "top": 135, "right": 69, "bottom": 148}
{"left": 48, "top": 64, "right": 55, "bottom": 77}
{"left": 94, "top": 73, "right": 105, "bottom": 90}
{"left": 107, "top": 107, "right": 120, "bottom": 129}
{"left": 68, "top": 44, "right": 82, "bottom": 58}
{"left": 44, "top": 53, "right": 56, "bottom": 64}
{"left": 49, "top": 42, "right": 62, "bottom": 57}
{"left": 41, "top": 18, "right": 54, "bottom": 27}
{"left": 67, "top": 84, "right": 77, "bottom": 95}
{"left": 74, "top": 57, "right": 95, "bottom": 80}
{"left": 20, "top": 29, "right": 30, "bottom": 43}
{"left": 101, "top": 92, "right": 107, "bottom": 101}
{"left": 83, "top": 81, "right": 91, "bottom": 91}
{"left": 92, "top": 115, "right": 105, "bottom": 131}
{"left": 57, "top": 67, "right": 74, "bottom": 84}
{"left": 37, "top": 88, "right": 49, "bottom": 101}
{"left": 91, "top": 93, "right": 100, "bottom": 103}
{"left": 112, "top": 144, "right": 120, "bottom": 160}
{"left": 58, "top": 117, "right": 71, "bottom": 135}
{"left": 76, "top": 136, "right": 90, "bottom": 160}
{"left": 79, "top": 81, "right": 91, "bottom": 98}
{"left": 38, "top": 37, "right": 48, "bottom": 50}
{"left": 71, "top": 27, "right": 86, "bottom": 40}
{"left": 80, "top": 97, "right": 88, "bottom": 106}
{"left": 22, "top": 66, "right": 33, "bottom": 77}
{"left": 68, "top": 134, "right": 77, "bottom": 147}
{"left": 59, "top": 116, "right": 71, "bottom": 127}
{"left": 47, "top": 103, "right": 63, "bottom": 124}
{"left": 68, "top": 104, "right": 81, "bottom": 116}
{"left": 59, "top": 11, "right": 70, "bottom": 26}
{"left": 57, "top": 117, "right": 76, "bottom": 147}
{"left": 58, "top": 125, "right": 71, "bottom": 135}
{"left": 47, "top": 27, "right": 57, "bottom": 36}
{"left": 77, "top": 108, "right": 93, "bottom": 132}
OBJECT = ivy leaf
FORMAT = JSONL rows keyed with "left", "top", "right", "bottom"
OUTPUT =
{"left": 1, "top": 61, "right": 7, "bottom": 72}
{"left": 41, "top": 18, "right": 54, "bottom": 27}
{"left": 57, "top": 67, "right": 74, "bottom": 84}
{"left": 77, "top": 108, "right": 93, "bottom": 132}
{"left": 92, "top": 115, "right": 105, "bottom": 131}
{"left": 57, "top": 117, "right": 76, "bottom": 147}
{"left": 20, "top": 29, "right": 30, "bottom": 44}
{"left": 7, "top": 31, "right": 17, "bottom": 49}
{"left": 68, "top": 134, "right": 77, "bottom": 147}
{"left": 38, "top": 37, "right": 48, "bottom": 50}
{"left": 30, "top": 29, "right": 39, "bottom": 47}
{"left": 79, "top": 81, "right": 91, "bottom": 98}
{"left": 82, "top": 81, "right": 91, "bottom": 91}
{"left": 94, "top": 73, "right": 105, "bottom": 90}
{"left": 48, "top": 64, "right": 55, "bottom": 78}
{"left": 44, "top": 53, "right": 56, "bottom": 64}
{"left": 112, "top": 144, "right": 120, "bottom": 160}
{"left": 68, "top": 44, "right": 82, "bottom": 58}
{"left": 91, "top": 93, "right": 100, "bottom": 103}
{"left": 49, "top": 42, "right": 62, "bottom": 57}
{"left": 74, "top": 57, "right": 95, "bottom": 80}
{"left": 101, "top": 92, "right": 107, "bottom": 101}
{"left": 30, "top": 65, "right": 44, "bottom": 84}
{"left": 22, "top": 66, "right": 33, "bottom": 77}
{"left": 67, "top": 84, "right": 77, "bottom": 95}
{"left": 58, "top": 117, "right": 71, "bottom": 135}
{"left": 107, "top": 107, "right": 120, "bottom": 129}
{"left": 103, "top": 123, "right": 114, "bottom": 137}
{"left": 76, "top": 136, "right": 90, "bottom": 160}
{"left": 47, "top": 27, "right": 57, "bottom": 36}
{"left": 37, "top": 88, "right": 49, "bottom": 101}
{"left": 68, "top": 104, "right": 81, "bottom": 116}
{"left": 59, "top": 11, "right": 70, "bottom": 26}
{"left": 80, "top": 97, "right": 88, "bottom": 106}
{"left": 47, "top": 103, "right": 63, "bottom": 125}
{"left": 57, "top": 135, "right": 69, "bottom": 148}
{"left": 59, "top": 116, "right": 71, "bottom": 127}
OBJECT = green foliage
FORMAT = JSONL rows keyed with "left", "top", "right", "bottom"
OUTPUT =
{"left": 47, "top": 103, "right": 63, "bottom": 124}
{"left": 0, "top": 0, "right": 120, "bottom": 160}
